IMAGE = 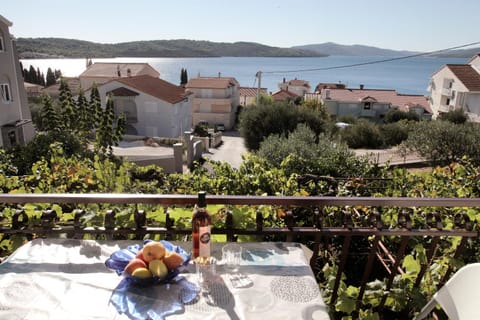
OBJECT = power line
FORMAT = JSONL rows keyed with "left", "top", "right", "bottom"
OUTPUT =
{"left": 261, "top": 41, "right": 480, "bottom": 75}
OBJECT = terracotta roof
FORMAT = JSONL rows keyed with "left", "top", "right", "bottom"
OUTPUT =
{"left": 186, "top": 77, "right": 239, "bottom": 89}
{"left": 322, "top": 88, "right": 431, "bottom": 113}
{"left": 107, "top": 87, "right": 139, "bottom": 97}
{"left": 108, "top": 75, "right": 188, "bottom": 104}
{"left": 239, "top": 87, "right": 268, "bottom": 96}
{"left": 446, "top": 64, "right": 480, "bottom": 92}
{"left": 272, "top": 89, "right": 298, "bottom": 101}
{"left": 80, "top": 63, "right": 160, "bottom": 78}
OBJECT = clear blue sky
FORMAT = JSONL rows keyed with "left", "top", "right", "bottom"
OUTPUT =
{"left": 2, "top": 0, "right": 479, "bottom": 52}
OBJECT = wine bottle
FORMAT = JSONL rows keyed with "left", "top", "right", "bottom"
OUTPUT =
{"left": 192, "top": 191, "right": 212, "bottom": 258}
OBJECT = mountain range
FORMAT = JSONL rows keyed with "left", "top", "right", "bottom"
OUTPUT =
{"left": 15, "top": 38, "right": 479, "bottom": 59}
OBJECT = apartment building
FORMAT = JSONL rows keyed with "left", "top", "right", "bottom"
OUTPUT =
{"left": 0, "top": 14, "right": 35, "bottom": 148}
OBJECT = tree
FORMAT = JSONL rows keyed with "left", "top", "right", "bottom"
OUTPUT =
{"left": 256, "top": 124, "right": 375, "bottom": 178}
{"left": 95, "top": 97, "right": 125, "bottom": 155}
{"left": 384, "top": 108, "right": 420, "bottom": 123}
{"left": 89, "top": 85, "right": 102, "bottom": 128}
{"left": 239, "top": 101, "right": 326, "bottom": 151}
{"left": 46, "top": 68, "right": 56, "bottom": 86}
{"left": 36, "top": 67, "right": 45, "bottom": 86}
{"left": 180, "top": 68, "right": 188, "bottom": 86}
{"left": 76, "top": 88, "right": 91, "bottom": 141}
{"left": 40, "top": 94, "right": 61, "bottom": 133}
{"left": 58, "top": 79, "right": 76, "bottom": 132}
{"left": 438, "top": 108, "right": 468, "bottom": 124}
{"left": 28, "top": 65, "right": 37, "bottom": 84}
{"left": 400, "top": 121, "right": 480, "bottom": 165}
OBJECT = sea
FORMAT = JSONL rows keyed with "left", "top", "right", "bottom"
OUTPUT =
{"left": 20, "top": 56, "right": 469, "bottom": 95}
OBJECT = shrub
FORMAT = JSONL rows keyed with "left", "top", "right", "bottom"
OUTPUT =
{"left": 7, "top": 132, "right": 89, "bottom": 175}
{"left": 340, "top": 120, "right": 384, "bottom": 149}
{"left": 239, "top": 101, "right": 326, "bottom": 151}
{"left": 400, "top": 120, "right": 480, "bottom": 165}
{"left": 384, "top": 109, "right": 420, "bottom": 123}
{"left": 380, "top": 121, "right": 410, "bottom": 147}
{"left": 257, "top": 124, "right": 376, "bottom": 178}
{"left": 438, "top": 108, "right": 468, "bottom": 124}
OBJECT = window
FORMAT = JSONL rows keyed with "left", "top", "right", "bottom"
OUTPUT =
{"left": 363, "top": 102, "right": 371, "bottom": 110}
{"left": 0, "top": 83, "right": 12, "bottom": 102}
{"left": 0, "top": 36, "right": 4, "bottom": 52}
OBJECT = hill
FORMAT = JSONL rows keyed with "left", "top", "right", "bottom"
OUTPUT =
{"left": 292, "top": 42, "right": 419, "bottom": 56}
{"left": 16, "top": 38, "right": 327, "bottom": 58}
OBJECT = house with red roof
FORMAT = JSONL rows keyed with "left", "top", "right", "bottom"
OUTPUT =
{"left": 278, "top": 78, "right": 311, "bottom": 96}
{"left": 79, "top": 62, "right": 160, "bottom": 89}
{"left": 428, "top": 54, "right": 480, "bottom": 122}
{"left": 239, "top": 87, "right": 268, "bottom": 107}
{"left": 185, "top": 77, "right": 240, "bottom": 130}
{"left": 271, "top": 89, "right": 299, "bottom": 103}
{"left": 96, "top": 75, "right": 192, "bottom": 138}
{"left": 320, "top": 86, "right": 431, "bottom": 121}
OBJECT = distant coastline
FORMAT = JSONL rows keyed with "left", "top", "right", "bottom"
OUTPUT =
{"left": 16, "top": 38, "right": 327, "bottom": 59}
{"left": 16, "top": 38, "right": 479, "bottom": 60}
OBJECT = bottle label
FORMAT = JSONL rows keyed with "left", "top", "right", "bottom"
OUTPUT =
{"left": 199, "top": 225, "right": 211, "bottom": 257}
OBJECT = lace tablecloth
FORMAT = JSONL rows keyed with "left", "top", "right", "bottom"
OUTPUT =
{"left": 0, "top": 239, "right": 330, "bottom": 319}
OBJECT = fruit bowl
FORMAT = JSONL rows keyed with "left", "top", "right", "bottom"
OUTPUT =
{"left": 105, "top": 240, "right": 191, "bottom": 286}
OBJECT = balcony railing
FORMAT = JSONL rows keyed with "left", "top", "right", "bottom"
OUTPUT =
{"left": 0, "top": 193, "right": 478, "bottom": 316}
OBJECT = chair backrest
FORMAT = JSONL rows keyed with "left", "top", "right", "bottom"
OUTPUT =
{"left": 434, "top": 263, "right": 480, "bottom": 320}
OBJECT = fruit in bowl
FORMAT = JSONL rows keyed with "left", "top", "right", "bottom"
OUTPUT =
{"left": 105, "top": 240, "right": 190, "bottom": 286}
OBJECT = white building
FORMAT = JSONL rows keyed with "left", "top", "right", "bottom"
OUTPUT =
{"left": 0, "top": 14, "right": 35, "bottom": 148}
{"left": 429, "top": 55, "right": 480, "bottom": 122}
{"left": 96, "top": 75, "right": 192, "bottom": 138}
{"left": 278, "top": 78, "right": 311, "bottom": 96}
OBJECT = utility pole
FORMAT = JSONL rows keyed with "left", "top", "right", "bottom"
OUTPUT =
{"left": 256, "top": 71, "right": 262, "bottom": 105}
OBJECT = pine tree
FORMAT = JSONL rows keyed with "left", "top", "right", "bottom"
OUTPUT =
{"left": 59, "top": 79, "right": 76, "bottom": 132}
{"left": 40, "top": 94, "right": 61, "bottom": 133}
{"left": 89, "top": 85, "right": 102, "bottom": 128}
{"left": 76, "top": 88, "right": 90, "bottom": 141}
{"left": 180, "top": 68, "right": 188, "bottom": 86}
{"left": 46, "top": 68, "right": 56, "bottom": 86}
{"left": 95, "top": 96, "right": 124, "bottom": 155}
{"left": 36, "top": 67, "right": 45, "bottom": 86}
{"left": 28, "top": 66, "right": 37, "bottom": 84}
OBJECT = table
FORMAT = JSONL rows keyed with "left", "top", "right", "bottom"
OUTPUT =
{"left": 0, "top": 239, "right": 330, "bottom": 319}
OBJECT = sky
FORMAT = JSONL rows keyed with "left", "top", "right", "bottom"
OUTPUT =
{"left": 1, "top": 0, "right": 479, "bottom": 52}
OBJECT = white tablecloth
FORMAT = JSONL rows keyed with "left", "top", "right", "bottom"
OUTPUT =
{"left": 0, "top": 239, "right": 330, "bottom": 320}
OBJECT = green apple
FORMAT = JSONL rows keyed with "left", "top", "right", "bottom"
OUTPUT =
{"left": 149, "top": 259, "right": 169, "bottom": 279}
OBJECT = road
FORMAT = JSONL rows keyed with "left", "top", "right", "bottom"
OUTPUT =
{"left": 203, "top": 131, "right": 248, "bottom": 168}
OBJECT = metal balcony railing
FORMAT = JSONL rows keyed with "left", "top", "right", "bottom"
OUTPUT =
{"left": 0, "top": 193, "right": 478, "bottom": 315}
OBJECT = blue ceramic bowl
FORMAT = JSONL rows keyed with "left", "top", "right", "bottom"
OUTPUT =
{"left": 105, "top": 240, "right": 191, "bottom": 286}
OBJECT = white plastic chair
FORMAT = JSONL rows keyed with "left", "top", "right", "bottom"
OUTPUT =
{"left": 414, "top": 263, "right": 480, "bottom": 320}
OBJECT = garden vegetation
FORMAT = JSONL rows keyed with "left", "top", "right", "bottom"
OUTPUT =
{"left": 1, "top": 93, "right": 480, "bottom": 319}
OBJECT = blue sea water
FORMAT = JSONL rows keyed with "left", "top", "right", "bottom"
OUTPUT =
{"left": 21, "top": 55, "right": 468, "bottom": 95}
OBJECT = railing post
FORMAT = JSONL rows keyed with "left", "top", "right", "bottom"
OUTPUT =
{"left": 12, "top": 209, "right": 28, "bottom": 230}
{"left": 73, "top": 209, "right": 85, "bottom": 239}
{"left": 256, "top": 209, "right": 263, "bottom": 242}
{"left": 104, "top": 209, "right": 116, "bottom": 240}
{"left": 284, "top": 209, "right": 294, "bottom": 242}
{"left": 226, "top": 209, "right": 235, "bottom": 242}
{"left": 164, "top": 206, "right": 173, "bottom": 241}
{"left": 134, "top": 209, "right": 146, "bottom": 240}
